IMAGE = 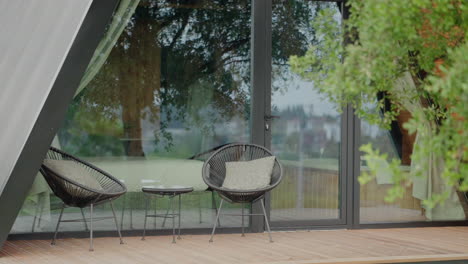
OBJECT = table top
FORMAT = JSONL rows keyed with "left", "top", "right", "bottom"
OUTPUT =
{"left": 142, "top": 186, "right": 194, "bottom": 195}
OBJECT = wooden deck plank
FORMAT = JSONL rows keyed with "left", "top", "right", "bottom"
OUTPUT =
{"left": 1, "top": 227, "right": 468, "bottom": 264}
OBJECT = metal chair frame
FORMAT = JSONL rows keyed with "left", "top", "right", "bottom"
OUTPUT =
{"left": 210, "top": 198, "right": 272, "bottom": 242}
{"left": 40, "top": 147, "right": 127, "bottom": 251}
{"left": 52, "top": 201, "right": 123, "bottom": 251}
{"left": 202, "top": 143, "right": 283, "bottom": 243}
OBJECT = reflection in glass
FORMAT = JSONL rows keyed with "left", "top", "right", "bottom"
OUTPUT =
{"left": 12, "top": 0, "right": 251, "bottom": 233}
{"left": 270, "top": 1, "right": 342, "bottom": 223}
{"left": 359, "top": 117, "right": 425, "bottom": 224}
{"left": 360, "top": 108, "right": 467, "bottom": 223}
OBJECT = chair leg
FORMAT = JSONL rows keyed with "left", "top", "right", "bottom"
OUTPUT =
{"left": 153, "top": 198, "right": 157, "bottom": 228}
{"left": 80, "top": 208, "right": 89, "bottom": 231}
{"left": 161, "top": 200, "right": 171, "bottom": 228}
{"left": 37, "top": 198, "right": 45, "bottom": 228}
{"left": 120, "top": 194, "right": 126, "bottom": 230}
{"left": 32, "top": 193, "right": 45, "bottom": 232}
{"left": 241, "top": 204, "right": 245, "bottom": 237}
{"left": 110, "top": 201, "right": 124, "bottom": 245}
{"left": 260, "top": 199, "right": 273, "bottom": 243}
{"left": 129, "top": 193, "right": 133, "bottom": 229}
{"left": 32, "top": 205, "right": 39, "bottom": 233}
{"left": 211, "top": 191, "right": 221, "bottom": 227}
{"left": 198, "top": 195, "right": 202, "bottom": 224}
{"left": 171, "top": 196, "right": 176, "bottom": 244}
{"left": 209, "top": 199, "right": 223, "bottom": 243}
{"left": 89, "top": 204, "right": 94, "bottom": 251}
{"left": 51, "top": 204, "right": 65, "bottom": 245}
{"left": 142, "top": 195, "right": 149, "bottom": 241}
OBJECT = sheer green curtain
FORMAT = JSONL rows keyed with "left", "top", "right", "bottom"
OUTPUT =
{"left": 25, "top": 0, "right": 141, "bottom": 227}
{"left": 75, "top": 0, "right": 140, "bottom": 96}
{"left": 396, "top": 72, "right": 464, "bottom": 220}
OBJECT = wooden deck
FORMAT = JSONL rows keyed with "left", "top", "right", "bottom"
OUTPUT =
{"left": 1, "top": 227, "right": 468, "bottom": 264}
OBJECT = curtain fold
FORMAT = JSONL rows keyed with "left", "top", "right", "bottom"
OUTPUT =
{"left": 395, "top": 72, "right": 464, "bottom": 220}
{"left": 75, "top": 0, "right": 141, "bottom": 96}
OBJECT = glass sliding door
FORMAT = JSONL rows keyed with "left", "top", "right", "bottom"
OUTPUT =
{"left": 269, "top": 0, "right": 344, "bottom": 226}
{"left": 11, "top": 0, "right": 252, "bottom": 234}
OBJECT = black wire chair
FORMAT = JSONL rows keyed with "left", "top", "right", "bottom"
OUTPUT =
{"left": 202, "top": 143, "right": 283, "bottom": 242}
{"left": 40, "top": 147, "right": 127, "bottom": 251}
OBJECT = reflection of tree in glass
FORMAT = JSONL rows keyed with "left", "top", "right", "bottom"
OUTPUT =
{"left": 65, "top": 0, "right": 336, "bottom": 157}
{"left": 270, "top": 1, "right": 341, "bottom": 162}
{"left": 74, "top": 0, "right": 251, "bottom": 156}
{"left": 272, "top": 1, "right": 339, "bottom": 95}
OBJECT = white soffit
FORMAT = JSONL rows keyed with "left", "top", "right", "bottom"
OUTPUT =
{"left": 0, "top": 0, "right": 93, "bottom": 193}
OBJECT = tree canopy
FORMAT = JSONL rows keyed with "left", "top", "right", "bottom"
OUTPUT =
{"left": 291, "top": 0, "right": 468, "bottom": 207}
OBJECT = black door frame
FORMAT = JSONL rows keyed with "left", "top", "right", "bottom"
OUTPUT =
{"left": 249, "top": 0, "right": 272, "bottom": 232}
{"left": 250, "top": 0, "right": 350, "bottom": 231}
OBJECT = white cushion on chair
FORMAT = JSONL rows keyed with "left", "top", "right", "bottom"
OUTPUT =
{"left": 222, "top": 156, "right": 276, "bottom": 190}
{"left": 43, "top": 159, "right": 103, "bottom": 191}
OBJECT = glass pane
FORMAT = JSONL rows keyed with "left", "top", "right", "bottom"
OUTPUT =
{"left": 11, "top": 0, "right": 251, "bottom": 233}
{"left": 359, "top": 119, "right": 424, "bottom": 223}
{"left": 270, "top": 1, "right": 342, "bottom": 223}
{"left": 360, "top": 107, "right": 467, "bottom": 223}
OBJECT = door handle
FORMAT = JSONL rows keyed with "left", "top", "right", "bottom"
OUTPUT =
{"left": 264, "top": 115, "right": 280, "bottom": 131}
{"left": 264, "top": 115, "right": 280, "bottom": 121}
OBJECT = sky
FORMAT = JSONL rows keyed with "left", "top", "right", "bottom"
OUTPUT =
{"left": 272, "top": 77, "right": 339, "bottom": 117}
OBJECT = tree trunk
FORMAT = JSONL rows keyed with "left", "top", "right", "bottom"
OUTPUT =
{"left": 117, "top": 23, "right": 146, "bottom": 157}
{"left": 456, "top": 190, "right": 468, "bottom": 219}
{"left": 396, "top": 110, "right": 417, "bottom": 166}
{"left": 121, "top": 88, "right": 145, "bottom": 157}
{"left": 117, "top": 17, "right": 162, "bottom": 157}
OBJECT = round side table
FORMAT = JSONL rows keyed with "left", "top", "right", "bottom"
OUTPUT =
{"left": 141, "top": 186, "right": 193, "bottom": 243}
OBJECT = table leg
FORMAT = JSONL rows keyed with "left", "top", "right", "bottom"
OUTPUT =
{"left": 178, "top": 194, "right": 181, "bottom": 239}
{"left": 171, "top": 196, "right": 176, "bottom": 244}
{"left": 142, "top": 195, "right": 149, "bottom": 241}
{"left": 241, "top": 204, "right": 245, "bottom": 237}
{"left": 153, "top": 196, "right": 157, "bottom": 228}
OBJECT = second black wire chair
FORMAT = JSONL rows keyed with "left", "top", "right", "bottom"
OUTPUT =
{"left": 202, "top": 143, "right": 283, "bottom": 242}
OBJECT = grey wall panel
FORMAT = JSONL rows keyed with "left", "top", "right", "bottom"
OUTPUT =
{"left": 0, "top": 0, "right": 93, "bottom": 193}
